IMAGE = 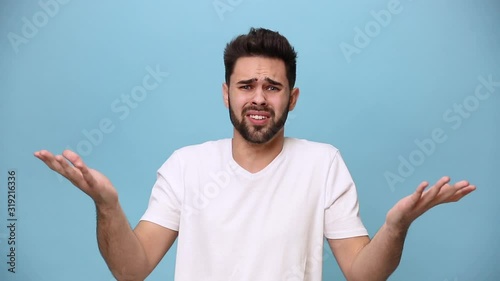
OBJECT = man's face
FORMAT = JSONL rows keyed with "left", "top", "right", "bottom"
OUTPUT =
{"left": 223, "top": 56, "right": 299, "bottom": 144}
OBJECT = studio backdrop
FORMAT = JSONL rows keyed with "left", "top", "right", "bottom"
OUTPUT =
{"left": 1, "top": 0, "right": 499, "bottom": 280}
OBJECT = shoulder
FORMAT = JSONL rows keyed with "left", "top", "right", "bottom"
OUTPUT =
{"left": 175, "top": 138, "right": 230, "bottom": 153}
{"left": 169, "top": 138, "right": 231, "bottom": 163}
{"left": 157, "top": 138, "right": 231, "bottom": 173}
{"left": 284, "top": 137, "right": 340, "bottom": 160}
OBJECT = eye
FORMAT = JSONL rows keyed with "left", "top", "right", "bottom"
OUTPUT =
{"left": 239, "top": 85, "right": 252, "bottom": 90}
{"left": 266, "top": 85, "right": 280, "bottom": 91}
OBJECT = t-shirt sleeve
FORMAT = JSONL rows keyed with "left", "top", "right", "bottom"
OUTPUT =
{"left": 140, "top": 151, "right": 183, "bottom": 232}
{"left": 324, "top": 150, "right": 368, "bottom": 239}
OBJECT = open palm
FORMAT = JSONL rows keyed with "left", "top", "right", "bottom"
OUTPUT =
{"left": 386, "top": 176, "right": 476, "bottom": 229}
{"left": 34, "top": 149, "right": 118, "bottom": 206}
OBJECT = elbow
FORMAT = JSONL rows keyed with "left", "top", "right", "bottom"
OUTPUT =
{"left": 347, "top": 276, "right": 388, "bottom": 281}
{"left": 347, "top": 270, "right": 394, "bottom": 281}
{"left": 112, "top": 273, "right": 146, "bottom": 281}
{"left": 111, "top": 267, "right": 148, "bottom": 281}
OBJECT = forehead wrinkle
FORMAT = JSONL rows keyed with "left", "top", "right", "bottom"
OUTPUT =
{"left": 237, "top": 77, "right": 282, "bottom": 84}
{"left": 232, "top": 57, "right": 287, "bottom": 86}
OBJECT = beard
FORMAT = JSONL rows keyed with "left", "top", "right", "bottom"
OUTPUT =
{"left": 228, "top": 95, "right": 290, "bottom": 144}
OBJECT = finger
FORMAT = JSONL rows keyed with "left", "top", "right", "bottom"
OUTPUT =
{"left": 439, "top": 180, "right": 470, "bottom": 199}
{"left": 34, "top": 150, "right": 53, "bottom": 161}
{"left": 435, "top": 176, "right": 451, "bottom": 189}
{"left": 35, "top": 150, "right": 66, "bottom": 173}
{"left": 453, "top": 180, "right": 470, "bottom": 190}
{"left": 34, "top": 149, "right": 49, "bottom": 157}
{"left": 55, "top": 155, "right": 85, "bottom": 186}
{"left": 34, "top": 150, "right": 43, "bottom": 158}
{"left": 449, "top": 185, "right": 476, "bottom": 202}
{"left": 62, "top": 149, "right": 82, "bottom": 167}
{"left": 426, "top": 176, "right": 451, "bottom": 197}
{"left": 63, "top": 150, "right": 98, "bottom": 187}
{"left": 464, "top": 185, "right": 477, "bottom": 194}
{"left": 415, "top": 181, "right": 429, "bottom": 196}
{"left": 418, "top": 176, "right": 452, "bottom": 207}
{"left": 409, "top": 181, "right": 429, "bottom": 205}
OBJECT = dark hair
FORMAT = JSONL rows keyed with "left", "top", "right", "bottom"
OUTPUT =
{"left": 224, "top": 27, "right": 298, "bottom": 89}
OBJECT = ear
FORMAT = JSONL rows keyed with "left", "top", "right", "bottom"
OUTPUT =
{"left": 223, "top": 83, "right": 229, "bottom": 108}
{"left": 288, "top": 87, "right": 300, "bottom": 111}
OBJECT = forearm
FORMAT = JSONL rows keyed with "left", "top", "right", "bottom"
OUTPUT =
{"left": 96, "top": 202, "right": 149, "bottom": 281}
{"left": 349, "top": 223, "right": 408, "bottom": 281}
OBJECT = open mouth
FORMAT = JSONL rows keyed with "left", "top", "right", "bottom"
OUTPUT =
{"left": 245, "top": 110, "right": 271, "bottom": 125}
{"left": 248, "top": 114, "right": 268, "bottom": 120}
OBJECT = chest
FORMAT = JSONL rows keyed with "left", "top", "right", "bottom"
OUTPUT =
{"left": 182, "top": 168, "right": 326, "bottom": 241}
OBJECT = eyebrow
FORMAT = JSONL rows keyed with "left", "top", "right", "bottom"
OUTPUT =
{"left": 265, "top": 77, "right": 284, "bottom": 87}
{"left": 236, "top": 78, "right": 258, "bottom": 85}
{"left": 235, "top": 77, "right": 284, "bottom": 87}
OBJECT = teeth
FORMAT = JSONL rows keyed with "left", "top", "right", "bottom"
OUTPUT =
{"left": 249, "top": 115, "right": 267, "bottom": 120}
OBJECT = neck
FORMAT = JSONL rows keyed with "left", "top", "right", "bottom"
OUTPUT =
{"left": 231, "top": 130, "right": 285, "bottom": 174}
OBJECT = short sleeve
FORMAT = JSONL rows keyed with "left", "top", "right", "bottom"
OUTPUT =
{"left": 140, "top": 151, "right": 183, "bottom": 231}
{"left": 324, "top": 150, "right": 368, "bottom": 239}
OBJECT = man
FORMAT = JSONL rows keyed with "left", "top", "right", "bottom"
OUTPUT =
{"left": 35, "top": 28, "right": 476, "bottom": 281}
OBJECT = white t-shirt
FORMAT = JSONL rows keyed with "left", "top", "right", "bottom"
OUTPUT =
{"left": 141, "top": 138, "right": 368, "bottom": 281}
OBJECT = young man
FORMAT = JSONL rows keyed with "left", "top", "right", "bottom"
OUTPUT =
{"left": 35, "top": 28, "right": 476, "bottom": 281}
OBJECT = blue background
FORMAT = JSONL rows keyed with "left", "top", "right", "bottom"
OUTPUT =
{"left": 1, "top": 0, "right": 499, "bottom": 280}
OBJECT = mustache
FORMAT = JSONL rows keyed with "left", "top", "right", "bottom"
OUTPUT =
{"left": 242, "top": 105, "right": 274, "bottom": 115}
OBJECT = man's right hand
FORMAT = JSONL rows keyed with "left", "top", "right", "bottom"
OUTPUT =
{"left": 35, "top": 149, "right": 178, "bottom": 280}
{"left": 34, "top": 149, "right": 118, "bottom": 207}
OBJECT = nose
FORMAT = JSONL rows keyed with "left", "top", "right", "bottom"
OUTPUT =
{"left": 251, "top": 87, "right": 267, "bottom": 106}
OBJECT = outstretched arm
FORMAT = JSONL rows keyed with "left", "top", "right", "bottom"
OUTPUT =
{"left": 34, "top": 150, "right": 177, "bottom": 281}
{"left": 329, "top": 176, "right": 476, "bottom": 281}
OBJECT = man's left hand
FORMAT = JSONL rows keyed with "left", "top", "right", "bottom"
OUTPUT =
{"left": 386, "top": 176, "right": 476, "bottom": 231}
